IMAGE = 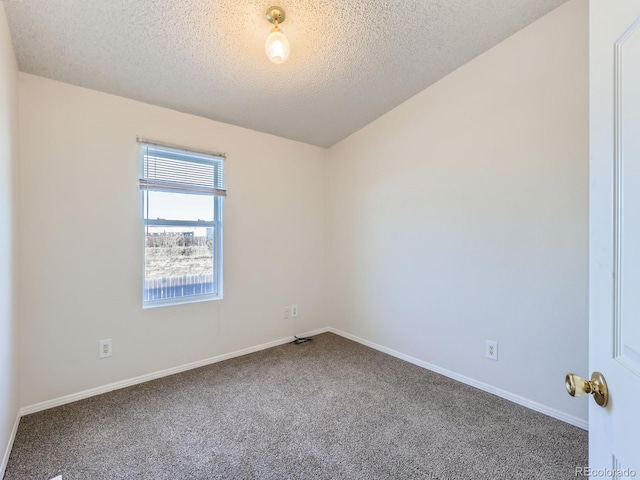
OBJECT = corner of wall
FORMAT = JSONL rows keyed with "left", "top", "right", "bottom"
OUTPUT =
{"left": 0, "top": 2, "right": 20, "bottom": 476}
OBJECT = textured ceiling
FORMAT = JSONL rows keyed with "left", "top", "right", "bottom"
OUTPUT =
{"left": 4, "top": 0, "right": 568, "bottom": 147}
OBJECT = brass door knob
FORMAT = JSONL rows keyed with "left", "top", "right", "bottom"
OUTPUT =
{"left": 565, "top": 371, "right": 609, "bottom": 407}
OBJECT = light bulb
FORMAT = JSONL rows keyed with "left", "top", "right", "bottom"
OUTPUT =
{"left": 265, "top": 26, "right": 290, "bottom": 64}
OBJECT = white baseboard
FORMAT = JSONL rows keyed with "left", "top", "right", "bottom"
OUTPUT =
{"left": 17, "top": 325, "right": 587, "bottom": 433}
{"left": 1, "top": 412, "right": 20, "bottom": 478}
{"left": 327, "top": 327, "right": 588, "bottom": 431}
{"left": 20, "top": 327, "right": 330, "bottom": 416}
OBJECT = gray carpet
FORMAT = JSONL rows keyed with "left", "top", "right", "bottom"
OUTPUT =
{"left": 4, "top": 333, "right": 587, "bottom": 479}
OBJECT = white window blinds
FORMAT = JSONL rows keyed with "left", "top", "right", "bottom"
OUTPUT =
{"left": 138, "top": 140, "right": 226, "bottom": 196}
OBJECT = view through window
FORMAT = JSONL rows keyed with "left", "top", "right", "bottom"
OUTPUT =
{"left": 139, "top": 141, "right": 225, "bottom": 307}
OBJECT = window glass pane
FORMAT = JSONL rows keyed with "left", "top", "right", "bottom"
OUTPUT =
{"left": 139, "top": 142, "right": 224, "bottom": 306}
{"left": 144, "top": 225, "right": 216, "bottom": 301}
{"left": 144, "top": 191, "right": 214, "bottom": 223}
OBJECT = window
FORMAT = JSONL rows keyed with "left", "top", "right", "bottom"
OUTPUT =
{"left": 138, "top": 139, "right": 225, "bottom": 307}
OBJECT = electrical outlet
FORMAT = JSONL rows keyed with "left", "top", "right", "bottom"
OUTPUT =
{"left": 486, "top": 340, "right": 498, "bottom": 361}
{"left": 100, "top": 338, "right": 112, "bottom": 359}
{"left": 284, "top": 307, "right": 290, "bottom": 319}
{"left": 291, "top": 304, "right": 298, "bottom": 317}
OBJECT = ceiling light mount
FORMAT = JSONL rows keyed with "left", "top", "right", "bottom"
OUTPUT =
{"left": 265, "top": 6, "right": 290, "bottom": 64}
{"left": 266, "top": 6, "right": 286, "bottom": 26}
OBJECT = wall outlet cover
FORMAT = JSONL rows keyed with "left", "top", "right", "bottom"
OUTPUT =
{"left": 486, "top": 340, "right": 498, "bottom": 361}
{"left": 99, "top": 338, "right": 112, "bottom": 359}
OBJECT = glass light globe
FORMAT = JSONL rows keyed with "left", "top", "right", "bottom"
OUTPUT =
{"left": 265, "top": 27, "right": 290, "bottom": 64}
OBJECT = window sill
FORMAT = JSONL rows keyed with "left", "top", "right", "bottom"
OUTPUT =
{"left": 143, "top": 294, "right": 223, "bottom": 309}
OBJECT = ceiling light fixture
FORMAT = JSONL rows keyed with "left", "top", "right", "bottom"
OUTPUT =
{"left": 265, "top": 6, "right": 290, "bottom": 64}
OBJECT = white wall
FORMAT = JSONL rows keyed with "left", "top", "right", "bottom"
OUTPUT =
{"left": 17, "top": 74, "right": 327, "bottom": 407}
{"left": 326, "top": 0, "right": 589, "bottom": 423}
{"left": 0, "top": 3, "right": 19, "bottom": 475}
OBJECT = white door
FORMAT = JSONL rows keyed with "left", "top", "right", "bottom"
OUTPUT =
{"left": 589, "top": 0, "right": 640, "bottom": 473}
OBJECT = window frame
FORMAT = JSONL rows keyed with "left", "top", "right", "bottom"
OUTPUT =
{"left": 138, "top": 140, "right": 225, "bottom": 308}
